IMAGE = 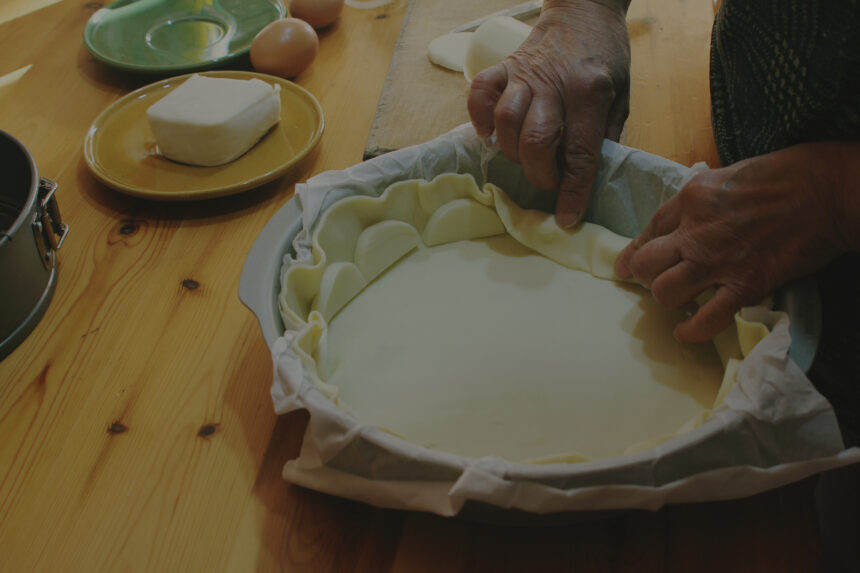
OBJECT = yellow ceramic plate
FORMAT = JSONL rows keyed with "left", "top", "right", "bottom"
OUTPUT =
{"left": 83, "top": 71, "right": 324, "bottom": 200}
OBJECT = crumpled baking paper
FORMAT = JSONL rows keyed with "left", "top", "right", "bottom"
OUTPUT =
{"left": 270, "top": 123, "right": 860, "bottom": 516}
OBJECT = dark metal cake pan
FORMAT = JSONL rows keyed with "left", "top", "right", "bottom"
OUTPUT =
{"left": 0, "top": 130, "right": 68, "bottom": 361}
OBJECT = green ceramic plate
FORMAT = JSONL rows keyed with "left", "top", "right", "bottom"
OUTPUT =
{"left": 83, "top": 0, "right": 286, "bottom": 73}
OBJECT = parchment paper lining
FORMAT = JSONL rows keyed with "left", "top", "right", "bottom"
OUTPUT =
{"left": 270, "top": 124, "right": 860, "bottom": 516}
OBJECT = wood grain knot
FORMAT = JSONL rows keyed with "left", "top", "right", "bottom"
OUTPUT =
{"left": 110, "top": 219, "right": 148, "bottom": 246}
{"left": 181, "top": 279, "right": 200, "bottom": 290}
{"left": 198, "top": 424, "right": 219, "bottom": 438}
{"left": 375, "top": 13, "right": 388, "bottom": 19}
{"left": 108, "top": 422, "right": 127, "bottom": 434}
{"left": 118, "top": 221, "right": 139, "bottom": 235}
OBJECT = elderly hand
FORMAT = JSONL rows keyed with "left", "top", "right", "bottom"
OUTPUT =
{"left": 615, "top": 143, "right": 859, "bottom": 343}
{"left": 467, "top": 0, "right": 631, "bottom": 228}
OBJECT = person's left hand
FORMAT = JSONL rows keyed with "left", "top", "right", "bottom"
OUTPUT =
{"left": 615, "top": 143, "right": 851, "bottom": 342}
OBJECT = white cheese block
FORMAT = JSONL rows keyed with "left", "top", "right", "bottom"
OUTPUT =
{"left": 463, "top": 16, "right": 532, "bottom": 82}
{"left": 146, "top": 74, "right": 281, "bottom": 167}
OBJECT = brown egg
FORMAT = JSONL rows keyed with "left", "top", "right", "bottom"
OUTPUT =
{"left": 250, "top": 18, "right": 319, "bottom": 79}
{"left": 289, "top": 0, "right": 344, "bottom": 29}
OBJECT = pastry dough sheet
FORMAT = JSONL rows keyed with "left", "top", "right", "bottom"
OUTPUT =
{"left": 267, "top": 129, "right": 858, "bottom": 516}
{"left": 324, "top": 234, "right": 723, "bottom": 461}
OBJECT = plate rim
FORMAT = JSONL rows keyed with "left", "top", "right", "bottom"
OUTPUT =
{"left": 82, "top": 70, "right": 325, "bottom": 201}
{"left": 82, "top": 0, "right": 287, "bottom": 74}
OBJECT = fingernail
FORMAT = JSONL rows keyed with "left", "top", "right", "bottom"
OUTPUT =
{"left": 474, "top": 126, "right": 494, "bottom": 139}
{"left": 557, "top": 211, "right": 582, "bottom": 229}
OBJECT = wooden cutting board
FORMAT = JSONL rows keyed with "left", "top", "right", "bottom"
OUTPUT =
{"left": 363, "top": 0, "right": 720, "bottom": 169}
{"left": 363, "top": 0, "right": 531, "bottom": 159}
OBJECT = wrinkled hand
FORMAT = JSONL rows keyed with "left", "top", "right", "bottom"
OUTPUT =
{"left": 467, "top": 0, "right": 631, "bottom": 228}
{"left": 615, "top": 144, "right": 853, "bottom": 343}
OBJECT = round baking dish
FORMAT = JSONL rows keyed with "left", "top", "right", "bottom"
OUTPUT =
{"left": 0, "top": 131, "right": 69, "bottom": 361}
{"left": 239, "top": 130, "right": 843, "bottom": 519}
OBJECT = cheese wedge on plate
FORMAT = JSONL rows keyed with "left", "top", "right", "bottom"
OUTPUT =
{"left": 146, "top": 74, "right": 281, "bottom": 166}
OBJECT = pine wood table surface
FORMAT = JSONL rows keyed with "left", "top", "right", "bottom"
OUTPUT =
{"left": 0, "top": 1, "right": 831, "bottom": 571}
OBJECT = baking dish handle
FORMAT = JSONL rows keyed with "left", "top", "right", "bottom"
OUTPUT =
{"left": 32, "top": 178, "right": 69, "bottom": 270}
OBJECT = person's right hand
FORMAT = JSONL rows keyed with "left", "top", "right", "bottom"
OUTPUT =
{"left": 614, "top": 142, "right": 859, "bottom": 343}
{"left": 467, "top": 0, "right": 631, "bottom": 228}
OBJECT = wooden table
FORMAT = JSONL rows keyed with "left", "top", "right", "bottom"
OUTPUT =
{"left": 0, "top": 1, "right": 837, "bottom": 571}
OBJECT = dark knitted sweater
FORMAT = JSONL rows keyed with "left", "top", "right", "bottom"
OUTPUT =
{"left": 710, "top": 0, "right": 860, "bottom": 446}
{"left": 710, "top": 0, "right": 860, "bottom": 166}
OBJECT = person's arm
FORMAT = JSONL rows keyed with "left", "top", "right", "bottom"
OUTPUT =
{"left": 830, "top": 142, "right": 860, "bottom": 251}
{"left": 467, "top": 0, "right": 632, "bottom": 228}
{"left": 615, "top": 141, "right": 860, "bottom": 342}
